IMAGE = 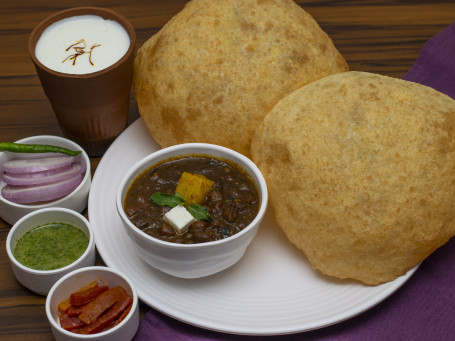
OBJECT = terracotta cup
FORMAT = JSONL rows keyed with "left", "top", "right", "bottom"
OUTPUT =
{"left": 28, "top": 7, "right": 136, "bottom": 156}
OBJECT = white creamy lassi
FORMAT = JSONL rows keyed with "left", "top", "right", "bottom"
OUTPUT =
{"left": 35, "top": 15, "right": 130, "bottom": 74}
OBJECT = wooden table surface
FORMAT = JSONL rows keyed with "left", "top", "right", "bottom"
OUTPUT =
{"left": 1, "top": 0, "right": 454, "bottom": 339}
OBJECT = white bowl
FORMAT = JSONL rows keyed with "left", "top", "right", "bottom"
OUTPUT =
{"left": 46, "top": 266, "right": 140, "bottom": 341}
{"left": 0, "top": 135, "right": 91, "bottom": 225}
{"left": 116, "top": 143, "right": 268, "bottom": 278}
{"left": 6, "top": 207, "right": 96, "bottom": 295}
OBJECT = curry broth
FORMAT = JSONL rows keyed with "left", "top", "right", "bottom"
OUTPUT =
{"left": 123, "top": 155, "right": 259, "bottom": 244}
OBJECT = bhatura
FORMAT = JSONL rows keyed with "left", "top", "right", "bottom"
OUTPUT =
{"left": 251, "top": 71, "right": 455, "bottom": 285}
{"left": 133, "top": 0, "right": 348, "bottom": 157}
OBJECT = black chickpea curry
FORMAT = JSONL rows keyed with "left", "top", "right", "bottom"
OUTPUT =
{"left": 123, "top": 155, "right": 260, "bottom": 244}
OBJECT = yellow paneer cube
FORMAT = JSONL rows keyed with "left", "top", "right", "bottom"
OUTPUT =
{"left": 175, "top": 172, "right": 214, "bottom": 205}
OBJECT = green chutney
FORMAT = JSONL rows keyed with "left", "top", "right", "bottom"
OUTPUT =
{"left": 13, "top": 223, "right": 89, "bottom": 271}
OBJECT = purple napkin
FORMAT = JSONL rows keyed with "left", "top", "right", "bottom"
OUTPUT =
{"left": 134, "top": 21, "right": 455, "bottom": 341}
{"left": 403, "top": 21, "right": 455, "bottom": 99}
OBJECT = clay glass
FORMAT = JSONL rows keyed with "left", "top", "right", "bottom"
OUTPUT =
{"left": 28, "top": 7, "right": 136, "bottom": 156}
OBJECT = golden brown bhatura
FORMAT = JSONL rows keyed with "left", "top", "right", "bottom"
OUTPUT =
{"left": 133, "top": 0, "right": 348, "bottom": 157}
{"left": 251, "top": 71, "right": 455, "bottom": 285}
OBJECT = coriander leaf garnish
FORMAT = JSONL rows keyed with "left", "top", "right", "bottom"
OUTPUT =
{"left": 187, "top": 204, "right": 213, "bottom": 222}
{"left": 175, "top": 192, "right": 185, "bottom": 202}
{"left": 150, "top": 192, "right": 185, "bottom": 207}
{"left": 150, "top": 192, "right": 212, "bottom": 221}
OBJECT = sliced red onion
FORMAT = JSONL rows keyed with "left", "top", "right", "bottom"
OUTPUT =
{"left": 2, "top": 163, "right": 84, "bottom": 186}
{"left": 1, "top": 173, "right": 83, "bottom": 204}
{"left": 4, "top": 164, "right": 72, "bottom": 178}
{"left": 2, "top": 156, "right": 75, "bottom": 174}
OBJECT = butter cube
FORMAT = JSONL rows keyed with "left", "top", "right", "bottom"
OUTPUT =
{"left": 163, "top": 205, "right": 196, "bottom": 234}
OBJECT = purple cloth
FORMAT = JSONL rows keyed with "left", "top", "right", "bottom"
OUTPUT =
{"left": 403, "top": 21, "right": 455, "bottom": 99}
{"left": 134, "top": 21, "right": 455, "bottom": 341}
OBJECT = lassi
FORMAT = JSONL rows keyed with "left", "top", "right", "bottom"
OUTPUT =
{"left": 35, "top": 15, "right": 130, "bottom": 74}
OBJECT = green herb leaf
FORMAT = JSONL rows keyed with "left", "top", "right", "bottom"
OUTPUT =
{"left": 175, "top": 192, "right": 185, "bottom": 202}
{"left": 187, "top": 204, "right": 213, "bottom": 222}
{"left": 150, "top": 192, "right": 212, "bottom": 222}
{"left": 150, "top": 192, "right": 186, "bottom": 207}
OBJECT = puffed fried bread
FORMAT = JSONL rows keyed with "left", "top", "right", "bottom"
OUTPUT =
{"left": 134, "top": 0, "right": 348, "bottom": 156}
{"left": 251, "top": 71, "right": 455, "bottom": 285}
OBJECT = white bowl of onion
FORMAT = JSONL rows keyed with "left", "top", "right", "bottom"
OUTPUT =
{"left": 0, "top": 135, "right": 91, "bottom": 225}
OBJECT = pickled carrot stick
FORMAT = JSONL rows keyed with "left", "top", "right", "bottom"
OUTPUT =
{"left": 111, "top": 304, "right": 132, "bottom": 328}
{"left": 78, "top": 286, "right": 125, "bottom": 325}
{"left": 58, "top": 281, "right": 98, "bottom": 313}
{"left": 77, "top": 290, "right": 133, "bottom": 334}
{"left": 70, "top": 285, "right": 108, "bottom": 306}
{"left": 67, "top": 304, "right": 86, "bottom": 317}
{"left": 60, "top": 314, "right": 85, "bottom": 331}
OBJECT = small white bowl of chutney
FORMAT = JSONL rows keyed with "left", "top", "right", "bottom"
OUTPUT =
{"left": 6, "top": 207, "right": 95, "bottom": 295}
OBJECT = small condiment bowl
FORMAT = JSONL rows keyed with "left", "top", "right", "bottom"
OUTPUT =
{"left": 116, "top": 143, "right": 268, "bottom": 278}
{"left": 46, "top": 266, "right": 140, "bottom": 341}
{"left": 6, "top": 207, "right": 96, "bottom": 295}
{"left": 0, "top": 135, "right": 91, "bottom": 225}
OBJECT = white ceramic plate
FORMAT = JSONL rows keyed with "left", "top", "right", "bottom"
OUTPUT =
{"left": 88, "top": 118, "right": 417, "bottom": 335}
